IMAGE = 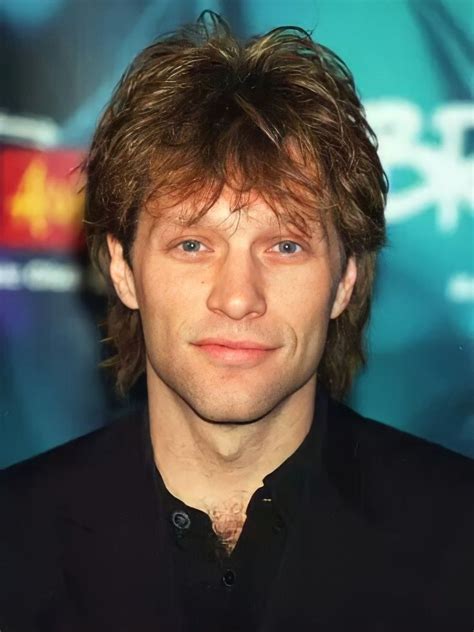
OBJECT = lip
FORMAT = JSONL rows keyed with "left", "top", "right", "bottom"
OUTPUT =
{"left": 192, "top": 338, "right": 278, "bottom": 366}
{"left": 193, "top": 338, "right": 275, "bottom": 350}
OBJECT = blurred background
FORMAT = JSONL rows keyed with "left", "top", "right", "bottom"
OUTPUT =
{"left": 1, "top": 0, "right": 473, "bottom": 467}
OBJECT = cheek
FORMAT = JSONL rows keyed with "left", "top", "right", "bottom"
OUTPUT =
{"left": 271, "top": 266, "right": 335, "bottom": 319}
{"left": 270, "top": 267, "right": 335, "bottom": 359}
{"left": 136, "top": 263, "right": 205, "bottom": 334}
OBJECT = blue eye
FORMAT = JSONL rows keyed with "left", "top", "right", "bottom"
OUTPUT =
{"left": 180, "top": 240, "right": 202, "bottom": 252}
{"left": 275, "top": 241, "right": 302, "bottom": 254}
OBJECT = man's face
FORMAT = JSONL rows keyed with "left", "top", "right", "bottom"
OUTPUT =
{"left": 108, "top": 189, "right": 356, "bottom": 423}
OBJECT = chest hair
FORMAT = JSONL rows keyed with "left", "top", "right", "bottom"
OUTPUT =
{"left": 206, "top": 497, "right": 248, "bottom": 555}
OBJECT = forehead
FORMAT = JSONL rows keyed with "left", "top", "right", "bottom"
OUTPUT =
{"left": 143, "top": 186, "right": 328, "bottom": 238}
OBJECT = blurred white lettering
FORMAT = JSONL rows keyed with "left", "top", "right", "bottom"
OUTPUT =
{"left": 0, "top": 259, "right": 81, "bottom": 292}
{"left": 366, "top": 99, "right": 474, "bottom": 232}
{"left": 446, "top": 273, "right": 474, "bottom": 303}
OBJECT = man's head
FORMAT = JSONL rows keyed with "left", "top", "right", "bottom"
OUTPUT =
{"left": 84, "top": 12, "right": 387, "bottom": 407}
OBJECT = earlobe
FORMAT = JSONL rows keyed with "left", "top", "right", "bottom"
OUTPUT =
{"left": 330, "top": 256, "right": 357, "bottom": 319}
{"left": 107, "top": 234, "right": 139, "bottom": 310}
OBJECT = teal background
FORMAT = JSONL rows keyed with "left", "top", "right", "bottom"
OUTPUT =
{"left": 1, "top": 0, "right": 473, "bottom": 465}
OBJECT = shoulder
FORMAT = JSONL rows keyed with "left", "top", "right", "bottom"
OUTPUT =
{"left": 327, "top": 396, "right": 473, "bottom": 475}
{"left": 0, "top": 411, "right": 147, "bottom": 627}
{"left": 325, "top": 396, "right": 474, "bottom": 527}
{"left": 324, "top": 398, "right": 474, "bottom": 622}
{"left": 0, "top": 410, "right": 145, "bottom": 509}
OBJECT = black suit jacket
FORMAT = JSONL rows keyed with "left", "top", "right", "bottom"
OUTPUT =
{"left": 1, "top": 392, "right": 473, "bottom": 632}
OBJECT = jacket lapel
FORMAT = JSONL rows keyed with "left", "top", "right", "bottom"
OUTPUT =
{"left": 259, "top": 392, "right": 391, "bottom": 631}
{"left": 56, "top": 412, "right": 184, "bottom": 631}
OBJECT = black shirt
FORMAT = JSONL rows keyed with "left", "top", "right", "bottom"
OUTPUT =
{"left": 159, "top": 481, "right": 286, "bottom": 632}
{"left": 151, "top": 388, "right": 329, "bottom": 632}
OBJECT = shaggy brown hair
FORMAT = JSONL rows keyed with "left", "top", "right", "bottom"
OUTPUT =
{"left": 84, "top": 12, "right": 387, "bottom": 399}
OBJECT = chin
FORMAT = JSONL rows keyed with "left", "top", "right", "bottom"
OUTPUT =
{"left": 190, "top": 407, "right": 270, "bottom": 425}
{"left": 150, "top": 356, "right": 315, "bottom": 425}
{"left": 177, "top": 385, "right": 293, "bottom": 425}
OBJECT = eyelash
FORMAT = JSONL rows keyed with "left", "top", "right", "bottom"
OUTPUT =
{"left": 176, "top": 239, "right": 303, "bottom": 255}
{"left": 177, "top": 239, "right": 205, "bottom": 253}
{"left": 272, "top": 241, "right": 303, "bottom": 255}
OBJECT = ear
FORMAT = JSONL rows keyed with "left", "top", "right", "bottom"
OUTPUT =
{"left": 107, "top": 234, "right": 139, "bottom": 310}
{"left": 330, "top": 256, "right": 357, "bottom": 319}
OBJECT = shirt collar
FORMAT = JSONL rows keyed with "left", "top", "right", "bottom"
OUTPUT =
{"left": 262, "top": 385, "right": 328, "bottom": 524}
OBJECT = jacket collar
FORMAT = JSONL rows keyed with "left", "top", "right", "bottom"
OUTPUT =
{"left": 263, "top": 386, "right": 363, "bottom": 522}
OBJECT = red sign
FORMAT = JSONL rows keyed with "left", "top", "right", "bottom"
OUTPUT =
{"left": 0, "top": 146, "right": 86, "bottom": 252}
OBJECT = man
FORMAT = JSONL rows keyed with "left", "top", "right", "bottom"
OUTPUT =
{"left": 1, "top": 13, "right": 473, "bottom": 632}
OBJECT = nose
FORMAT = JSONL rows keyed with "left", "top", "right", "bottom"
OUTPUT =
{"left": 206, "top": 248, "right": 267, "bottom": 320}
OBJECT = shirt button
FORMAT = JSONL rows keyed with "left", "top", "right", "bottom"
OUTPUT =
{"left": 171, "top": 510, "right": 191, "bottom": 530}
{"left": 222, "top": 569, "right": 236, "bottom": 587}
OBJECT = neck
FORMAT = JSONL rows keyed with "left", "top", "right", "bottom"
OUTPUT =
{"left": 147, "top": 375, "right": 317, "bottom": 514}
